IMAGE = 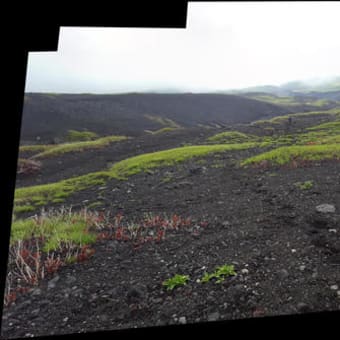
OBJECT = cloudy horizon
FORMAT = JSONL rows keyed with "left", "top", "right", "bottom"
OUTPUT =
{"left": 25, "top": 1, "right": 340, "bottom": 94}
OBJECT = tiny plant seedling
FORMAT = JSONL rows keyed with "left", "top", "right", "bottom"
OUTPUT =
{"left": 201, "top": 264, "right": 236, "bottom": 284}
{"left": 162, "top": 274, "right": 190, "bottom": 290}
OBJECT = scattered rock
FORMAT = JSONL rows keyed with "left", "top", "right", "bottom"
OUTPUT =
{"left": 297, "top": 302, "right": 310, "bottom": 313}
{"left": 31, "top": 288, "right": 42, "bottom": 296}
{"left": 278, "top": 269, "right": 289, "bottom": 279}
{"left": 126, "top": 285, "right": 146, "bottom": 303}
{"left": 299, "top": 265, "right": 306, "bottom": 271}
{"left": 315, "top": 204, "right": 336, "bottom": 213}
{"left": 207, "top": 312, "right": 220, "bottom": 322}
{"left": 241, "top": 268, "right": 249, "bottom": 275}
{"left": 330, "top": 285, "right": 338, "bottom": 290}
{"left": 178, "top": 316, "right": 187, "bottom": 324}
{"left": 47, "top": 275, "right": 60, "bottom": 290}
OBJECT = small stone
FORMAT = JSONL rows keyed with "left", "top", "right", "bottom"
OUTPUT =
{"left": 337, "top": 291, "right": 340, "bottom": 297}
{"left": 207, "top": 312, "right": 220, "bottom": 322}
{"left": 278, "top": 269, "right": 289, "bottom": 279}
{"left": 63, "top": 317, "right": 69, "bottom": 322}
{"left": 299, "top": 265, "right": 306, "bottom": 271}
{"left": 297, "top": 302, "right": 309, "bottom": 313}
{"left": 316, "top": 204, "right": 336, "bottom": 214}
{"left": 241, "top": 268, "right": 249, "bottom": 275}
{"left": 178, "top": 316, "right": 187, "bottom": 324}
{"left": 328, "top": 229, "right": 337, "bottom": 233}
{"left": 330, "top": 285, "right": 338, "bottom": 290}
{"left": 31, "top": 288, "right": 41, "bottom": 296}
{"left": 47, "top": 275, "right": 60, "bottom": 290}
{"left": 291, "top": 249, "right": 297, "bottom": 253}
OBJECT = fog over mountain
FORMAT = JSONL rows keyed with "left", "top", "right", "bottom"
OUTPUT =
{"left": 25, "top": 2, "right": 340, "bottom": 94}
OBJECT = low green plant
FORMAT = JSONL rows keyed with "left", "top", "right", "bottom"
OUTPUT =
{"left": 162, "top": 274, "right": 190, "bottom": 290}
{"left": 200, "top": 264, "right": 236, "bottom": 284}
{"left": 294, "top": 180, "right": 314, "bottom": 190}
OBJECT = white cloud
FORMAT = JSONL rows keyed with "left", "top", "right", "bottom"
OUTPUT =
{"left": 25, "top": 1, "right": 340, "bottom": 93}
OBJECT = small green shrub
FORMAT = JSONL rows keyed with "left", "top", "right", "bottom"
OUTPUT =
{"left": 200, "top": 265, "right": 236, "bottom": 284}
{"left": 162, "top": 274, "right": 190, "bottom": 290}
{"left": 294, "top": 180, "right": 313, "bottom": 190}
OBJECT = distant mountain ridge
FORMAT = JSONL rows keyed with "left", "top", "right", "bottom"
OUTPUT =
{"left": 21, "top": 92, "right": 292, "bottom": 142}
{"left": 226, "top": 76, "right": 340, "bottom": 97}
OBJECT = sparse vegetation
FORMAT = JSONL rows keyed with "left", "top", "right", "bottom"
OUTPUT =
{"left": 207, "top": 131, "right": 259, "bottom": 144}
{"left": 294, "top": 180, "right": 314, "bottom": 190}
{"left": 252, "top": 108, "right": 340, "bottom": 125}
{"left": 31, "top": 135, "right": 128, "bottom": 159}
{"left": 144, "top": 114, "right": 181, "bottom": 128}
{"left": 147, "top": 127, "right": 178, "bottom": 135}
{"left": 17, "top": 159, "right": 42, "bottom": 175}
{"left": 162, "top": 274, "right": 190, "bottom": 290}
{"left": 19, "top": 144, "right": 54, "bottom": 153}
{"left": 66, "top": 129, "right": 99, "bottom": 142}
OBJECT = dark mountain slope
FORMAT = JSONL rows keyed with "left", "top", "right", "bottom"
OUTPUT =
{"left": 21, "top": 93, "right": 292, "bottom": 142}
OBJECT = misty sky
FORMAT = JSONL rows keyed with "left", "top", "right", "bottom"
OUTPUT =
{"left": 25, "top": 1, "right": 340, "bottom": 93}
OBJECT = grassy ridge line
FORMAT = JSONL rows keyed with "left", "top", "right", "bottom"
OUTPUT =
{"left": 241, "top": 144, "right": 340, "bottom": 167}
{"left": 14, "top": 143, "right": 257, "bottom": 210}
{"left": 252, "top": 108, "right": 340, "bottom": 125}
{"left": 31, "top": 135, "right": 129, "bottom": 159}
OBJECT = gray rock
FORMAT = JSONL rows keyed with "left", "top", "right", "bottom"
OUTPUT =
{"left": 207, "top": 312, "right": 220, "bottom": 322}
{"left": 31, "top": 288, "right": 41, "bottom": 296}
{"left": 65, "top": 275, "right": 77, "bottom": 285}
{"left": 316, "top": 204, "right": 336, "bottom": 213}
{"left": 297, "top": 302, "right": 309, "bottom": 313}
{"left": 178, "top": 316, "right": 187, "bottom": 324}
{"left": 47, "top": 275, "right": 60, "bottom": 290}
{"left": 126, "top": 285, "right": 146, "bottom": 303}
{"left": 278, "top": 269, "right": 289, "bottom": 279}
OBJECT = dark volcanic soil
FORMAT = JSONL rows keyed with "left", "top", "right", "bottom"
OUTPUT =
{"left": 2, "top": 122, "right": 340, "bottom": 338}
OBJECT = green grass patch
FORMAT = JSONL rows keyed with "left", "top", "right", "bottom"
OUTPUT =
{"left": 144, "top": 114, "right": 181, "bottom": 128}
{"left": 294, "top": 180, "right": 314, "bottom": 190}
{"left": 162, "top": 274, "right": 189, "bottom": 290}
{"left": 14, "top": 143, "right": 257, "bottom": 209}
{"left": 66, "top": 129, "right": 99, "bottom": 142}
{"left": 252, "top": 108, "right": 340, "bottom": 126}
{"left": 306, "top": 121, "right": 340, "bottom": 132}
{"left": 14, "top": 171, "right": 110, "bottom": 209}
{"left": 10, "top": 210, "right": 97, "bottom": 252}
{"left": 241, "top": 144, "right": 340, "bottom": 167}
{"left": 149, "top": 127, "right": 178, "bottom": 135}
{"left": 13, "top": 204, "right": 35, "bottom": 214}
{"left": 207, "top": 131, "right": 259, "bottom": 144}
{"left": 32, "top": 135, "right": 128, "bottom": 159}
{"left": 19, "top": 144, "right": 55, "bottom": 153}
{"left": 108, "top": 143, "right": 257, "bottom": 179}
